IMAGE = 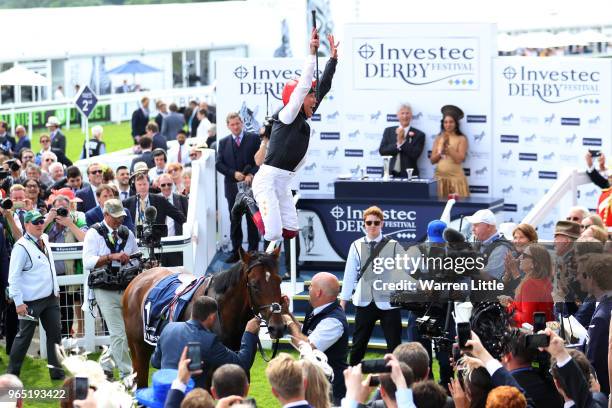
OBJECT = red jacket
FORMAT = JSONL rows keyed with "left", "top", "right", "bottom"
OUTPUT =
{"left": 510, "top": 277, "right": 554, "bottom": 327}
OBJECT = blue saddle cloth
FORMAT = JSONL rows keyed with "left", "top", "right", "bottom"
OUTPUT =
{"left": 143, "top": 274, "right": 207, "bottom": 346}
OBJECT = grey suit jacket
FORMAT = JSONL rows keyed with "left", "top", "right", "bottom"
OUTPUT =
{"left": 161, "top": 112, "right": 185, "bottom": 142}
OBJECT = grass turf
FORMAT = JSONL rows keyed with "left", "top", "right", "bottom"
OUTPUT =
{"left": 1, "top": 345, "right": 440, "bottom": 408}
{"left": 30, "top": 121, "right": 135, "bottom": 163}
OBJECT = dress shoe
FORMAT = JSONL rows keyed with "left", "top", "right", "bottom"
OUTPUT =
{"left": 224, "top": 252, "right": 240, "bottom": 264}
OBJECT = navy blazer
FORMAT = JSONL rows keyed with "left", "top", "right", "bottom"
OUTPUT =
{"left": 131, "top": 108, "right": 149, "bottom": 138}
{"left": 75, "top": 185, "right": 97, "bottom": 213}
{"left": 85, "top": 205, "right": 135, "bottom": 233}
{"left": 14, "top": 137, "right": 31, "bottom": 156}
{"left": 379, "top": 126, "right": 425, "bottom": 178}
{"left": 50, "top": 130, "right": 66, "bottom": 154}
{"left": 151, "top": 319, "right": 257, "bottom": 389}
{"left": 130, "top": 151, "right": 155, "bottom": 172}
{"left": 122, "top": 193, "right": 186, "bottom": 233}
{"left": 215, "top": 132, "right": 260, "bottom": 199}
{"left": 152, "top": 133, "right": 168, "bottom": 151}
{"left": 587, "top": 295, "right": 611, "bottom": 395}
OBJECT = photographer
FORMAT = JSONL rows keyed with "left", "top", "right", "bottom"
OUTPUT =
{"left": 1, "top": 158, "right": 23, "bottom": 192}
{"left": 44, "top": 192, "right": 88, "bottom": 337}
{"left": 83, "top": 199, "right": 138, "bottom": 379}
{"left": 1, "top": 184, "right": 33, "bottom": 243}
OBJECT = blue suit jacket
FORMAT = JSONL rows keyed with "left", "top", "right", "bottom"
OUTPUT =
{"left": 587, "top": 295, "right": 611, "bottom": 395}
{"left": 151, "top": 319, "right": 257, "bottom": 389}
{"left": 85, "top": 206, "right": 135, "bottom": 233}
{"left": 215, "top": 132, "right": 260, "bottom": 199}
{"left": 75, "top": 185, "right": 97, "bottom": 213}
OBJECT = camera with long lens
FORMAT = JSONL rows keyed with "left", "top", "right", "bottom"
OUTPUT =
{"left": 1, "top": 198, "right": 13, "bottom": 210}
{"left": 136, "top": 206, "right": 168, "bottom": 260}
{"left": 0, "top": 170, "right": 10, "bottom": 180}
{"left": 56, "top": 207, "right": 69, "bottom": 217}
{"left": 6, "top": 159, "right": 20, "bottom": 173}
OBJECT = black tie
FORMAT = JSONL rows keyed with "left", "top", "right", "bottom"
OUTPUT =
{"left": 369, "top": 241, "right": 377, "bottom": 253}
{"left": 303, "top": 310, "right": 314, "bottom": 329}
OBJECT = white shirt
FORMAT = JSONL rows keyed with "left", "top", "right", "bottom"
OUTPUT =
{"left": 164, "top": 194, "right": 176, "bottom": 236}
{"left": 148, "top": 166, "right": 166, "bottom": 182}
{"left": 8, "top": 233, "right": 59, "bottom": 306}
{"left": 82, "top": 220, "right": 139, "bottom": 271}
{"left": 278, "top": 54, "right": 315, "bottom": 125}
{"left": 307, "top": 301, "right": 344, "bottom": 352}
{"left": 283, "top": 401, "right": 309, "bottom": 408}
{"left": 168, "top": 144, "right": 191, "bottom": 166}
{"left": 196, "top": 117, "right": 212, "bottom": 139}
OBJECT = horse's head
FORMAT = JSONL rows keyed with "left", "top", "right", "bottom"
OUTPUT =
{"left": 240, "top": 247, "right": 285, "bottom": 339}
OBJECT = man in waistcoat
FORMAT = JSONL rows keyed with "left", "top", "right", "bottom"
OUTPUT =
{"left": 283, "top": 272, "right": 348, "bottom": 404}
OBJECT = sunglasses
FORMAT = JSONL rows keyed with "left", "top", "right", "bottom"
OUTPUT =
{"left": 365, "top": 220, "right": 381, "bottom": 226}
{"left": 168, "top": 169, "right": 180, "bottom": 173}
{"left": 31, "top": 219, "right": 44, "bottom": 226}
{"left": 189, "top": 154, "right": 198, "bottom": 158}
{"left": 40, "top": 140, "right": 50, "bottom": 143}
{"left": 566, "top": 216, "right": 581, "bottom": 222}
{"left": 159, "top": 183, "right": 173, "bottom": 188}
{"left": 44, "top": 158, "right": 54, "bottom": 162}
{"left": 89, "top": 170, "right": 103, "bottom": 175}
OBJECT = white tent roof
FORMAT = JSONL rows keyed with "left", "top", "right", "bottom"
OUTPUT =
{"left": 0, "top": 65, "right": 49, "bottom": 86}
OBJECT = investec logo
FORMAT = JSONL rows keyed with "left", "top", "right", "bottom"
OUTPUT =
{"left": 234, "top": 65, "right": 302, "bottom": 100}
{"left": 330, "top": 205, "right": 416, "bottom": 232}
{"left": 502, "top": 65, "right": 600, "bottom": 104}
{"left": 353, "top": 37, "right": 478, "bottom": 90}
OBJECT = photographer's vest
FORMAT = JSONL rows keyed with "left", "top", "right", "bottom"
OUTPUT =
{"left": 82, "top": 139, "right": 105, "bottom": 158}
{"left": 87, "top": 223, "right": 129, "bottom": 290}
{"left": 301, "top": 302, "right": 348, "bottom": 399}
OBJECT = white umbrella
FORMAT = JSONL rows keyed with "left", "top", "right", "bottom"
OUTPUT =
{"left": 0, "top": 65, "right": 49, "bottom": 86}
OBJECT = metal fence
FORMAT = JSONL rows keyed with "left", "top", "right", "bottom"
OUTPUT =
{"left": 38, "top": 236, "right": 194, "bottom": 359}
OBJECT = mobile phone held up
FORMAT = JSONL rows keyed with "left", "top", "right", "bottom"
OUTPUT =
{"left": 74, "top": 376, "right": 89, "bottom": 401}
{"left": 187, "top": 342, "right": 202, "bottom": 371}
{"left": 361, "top": 359, "right": 391, "bottom": 374}
{"left": 456, "top": 322, "right": 472, "bottom": 349}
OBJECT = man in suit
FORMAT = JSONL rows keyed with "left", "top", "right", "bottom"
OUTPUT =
{"left": 13, "top": 126, "right": 31, "bottom": 157}
{"left": 185, "top": 100, "right": 200, "bottom": 137}
{"left": 154, "top": 100, "right": 167, "bottom": 131}
{"left": 161, "top": 103, "right": 185, "bottom": 142}
{"left": 114, "top": 166, "right": 131, "bottom": 201}
{"left": 379, "top": 103, "right": 425, "bottom": 178}
{"left": 501, "top": 329, "right": 563, "bottom": 408}
{"left": 130, "top": 136, "right": 155, "bottom": 172}
{"left": 131, "top": 97, "right": 150, "bottom": 144}
{"left": 45, "top": 116, "right": 66, "bottom": 156}
{"left": 215, "top": 112, "right": 261, "bottom": 263}
{"left": 145, "top": 122, "right": 167, "bottom": 151}
{"left": 158, "top": 174, "right": 188, "bottom": 232}
{"left": 122, "top": 172, "right": 186, "bottom": 231}
{"left": 151, "top": 296, "right": 259, "bottom": 389}
{"left": 167, "top": 130, "right": 191, "bottom": 166}
{"left": 266, "top": 353, "right": 312, "bottom": 408}
{"left": 85, "top": 184, "right": 135, "bottom": 232}
{"left": 76, "top": 162, "right": 105, "bottom": 213}
{"left": 581, "top": 253, "right": 612, "bottom": 395}
{"left": 283, "top": 272, "right": 348, "bottom": 404}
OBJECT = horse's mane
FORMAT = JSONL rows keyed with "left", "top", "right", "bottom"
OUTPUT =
{"left": 211, "top": 251, "right": 278, "bottom": 294}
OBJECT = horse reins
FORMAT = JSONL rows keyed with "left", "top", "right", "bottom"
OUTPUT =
{"left": 244, "top": 258, "right": 282, "bottom": 362}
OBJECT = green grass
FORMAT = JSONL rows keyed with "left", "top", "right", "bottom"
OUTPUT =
{"left": 2, "top": 345, "right": 441, "bottom": 408}
{"left": 31, "top": 121, "right": 134, "bottom": 163}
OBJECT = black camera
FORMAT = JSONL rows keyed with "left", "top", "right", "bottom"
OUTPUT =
{"left": 1, "top": 198, "right": 12, "bottom": 210}
{"left": 136, "top": 206, "right": 168, "bottom": 252}
{"left": 56, "top": 207, "right": 69, "bottom": 217}
{"left": 6, "top": 159, "right": 20, "bottom": 173}
{"left": 0, "top": 170, "right": 9, "bottom": 180}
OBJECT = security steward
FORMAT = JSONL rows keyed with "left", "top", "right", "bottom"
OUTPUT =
{"left": 7, "top": 210, "right": 64, "bottom": 380}
{"left": 83, "top": 199, "right": 139, "bottom": 379}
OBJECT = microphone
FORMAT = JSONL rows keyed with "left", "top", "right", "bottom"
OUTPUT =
{"left": 144, "top": 206, "right": 157, "bottom": 223}
{"left": 443, "top": 228, "right": 466, "bottom": 244}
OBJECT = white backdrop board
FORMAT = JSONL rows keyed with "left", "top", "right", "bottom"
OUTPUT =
{"left": 337, "top": 23, "right": 496, "bottom": 195}
{"left": 493, "top": 57, "right": 612, "bottom": 238}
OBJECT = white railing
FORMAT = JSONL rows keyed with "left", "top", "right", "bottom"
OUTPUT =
{"left": 0, "top": 85, "right": 215, "bottom": 138}
{"left": 522, "top": 168, "right": 592, "bottom": 227}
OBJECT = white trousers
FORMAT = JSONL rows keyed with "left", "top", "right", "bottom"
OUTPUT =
{"left": 252, "top": 164, "right": 299, "bottom": 241}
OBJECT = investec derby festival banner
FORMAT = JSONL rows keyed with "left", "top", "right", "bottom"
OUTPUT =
{"left": 493, "top": 57, "right": 612, "bottom": 238}
{"left": 336, "top": 23, "right": 495, "bottom": 195}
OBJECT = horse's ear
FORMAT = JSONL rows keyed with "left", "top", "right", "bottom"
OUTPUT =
{"left": 272, "top": 245, "right": 281, "bottom": 259}
{"left": 239, "top": 247, "right": 249, "bottom": 263}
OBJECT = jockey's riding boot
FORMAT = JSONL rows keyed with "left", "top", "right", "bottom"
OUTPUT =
{"left": 231, "top": 191, "right": 247, "bottom": 221}
{"left": 243, "top": 188, "right": 265, "bottom": 236}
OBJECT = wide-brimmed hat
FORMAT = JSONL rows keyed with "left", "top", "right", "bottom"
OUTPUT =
{"left": 441, "top": 105, "right": 464, "bottom": 121}
{"left": 135, "top": 369, "right": 194, "bottom": 408}
{"left": 554, "top": 220, "right": 581, "bottom": 239}
{"left": 45, "top": 116, "right": 61, "bottom": 127}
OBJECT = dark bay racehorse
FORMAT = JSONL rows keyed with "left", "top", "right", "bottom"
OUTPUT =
{"left": 122, "top": 247, "right": 285, "bottom": 388}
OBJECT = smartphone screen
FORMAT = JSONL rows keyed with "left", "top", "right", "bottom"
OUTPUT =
{"left": 457, "top": 322, "right": 472, "bottom": 349}
{"left": 533, "top": 312, "right": 546, "bottom": 333}
{"left": 187, "top": 342, "right": 202, "bottom": 371}
{"left": 74, "top": 377, "right": 89, "bottom": 400}
{"left": 526, "top": 334, "right": 550, "bottom": 349}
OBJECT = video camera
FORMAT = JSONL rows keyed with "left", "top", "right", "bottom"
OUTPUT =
{"left": 136, "top": 206, "right": 168, "bottom": 260}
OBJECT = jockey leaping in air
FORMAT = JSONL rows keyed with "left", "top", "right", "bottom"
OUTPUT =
{"left": 234, "top": 27, "right": 339, "bottom": 244}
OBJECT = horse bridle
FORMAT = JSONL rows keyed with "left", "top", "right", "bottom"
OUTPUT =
{"left": 244, "top": 258, "right": 282, "bottom": 362}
